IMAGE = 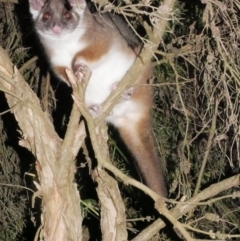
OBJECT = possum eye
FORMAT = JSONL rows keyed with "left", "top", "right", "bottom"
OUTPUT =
{"left": 42, "top": 12, "right": 50, "bottom": 21}
{"left": 64, "top": 11, "right": 72, "bottom": 20}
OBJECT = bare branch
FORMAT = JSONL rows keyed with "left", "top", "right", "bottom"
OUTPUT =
{"left": 132, "top": 174, "right": 240, "bottom": 241}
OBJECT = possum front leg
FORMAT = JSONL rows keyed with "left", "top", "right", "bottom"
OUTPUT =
{"left": 73, "top": 63, "right": 89, "bottom": 82}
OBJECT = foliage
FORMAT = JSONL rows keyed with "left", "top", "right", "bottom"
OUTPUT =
{"left": 0, "top": 117, "right": 25, "bottom": 241}
{"left": 0, "top": 4, "right": 27, "bottom": 241}
{"left": 152, "top": 0, "right": 240, "bottom": 238}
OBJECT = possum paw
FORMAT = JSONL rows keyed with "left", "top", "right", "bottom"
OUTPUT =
{"left": 73, "top": 64, "right": 88, "bottom": 81}
{"left": 88, "top": 104, "right": 102, "bottom": 117}
{"left": 121, "top": 86, "right": 135, "bottom": 100}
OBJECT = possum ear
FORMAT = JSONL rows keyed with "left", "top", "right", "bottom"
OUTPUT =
{"left": 28, "top": 0, "right": 45, "bottom": 11}
{"left": 68, "top": 0, "right": 86, "bottom": 7}
{"left": 28, "top": 0, "right": 45, "bottom": 20}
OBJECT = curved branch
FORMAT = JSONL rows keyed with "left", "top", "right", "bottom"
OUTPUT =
{"left": 132, "top": 174, "right": 240, "bottom": 241}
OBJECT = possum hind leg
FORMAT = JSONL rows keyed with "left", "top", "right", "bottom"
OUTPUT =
{"left": 107, "top": 63, "right": 167, "bottom": 197}
{"left": 113, "top": 74, "right": 167, "bottom": 196}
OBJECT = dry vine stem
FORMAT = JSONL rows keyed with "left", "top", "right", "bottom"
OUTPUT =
{"left": 0, "top": 47, "right": 84, "bottom": 241}
{"left": 0, "top": 0, "right": 180, "bottom": 240}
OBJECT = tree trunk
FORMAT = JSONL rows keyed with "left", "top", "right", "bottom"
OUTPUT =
{"left": 0, "top": 47, "right": 83, "bottom": 241}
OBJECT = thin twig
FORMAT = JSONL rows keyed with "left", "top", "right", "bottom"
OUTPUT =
{"left": 194, "top": 99, "right": 219, "bottom": 196}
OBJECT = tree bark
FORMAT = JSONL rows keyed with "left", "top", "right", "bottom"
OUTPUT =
{"left": 0, "top": 47, "right": 83, "bottom": 241}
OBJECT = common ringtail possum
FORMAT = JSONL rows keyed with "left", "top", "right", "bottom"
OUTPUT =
{"left": 28, "top": 0, "right": 167, "bottom": 197}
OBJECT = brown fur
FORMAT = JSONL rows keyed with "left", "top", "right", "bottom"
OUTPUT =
{"left": 117, "top": 64, "right": 167, "bottom": 197}
{"left": 72, "top": 41, "right": 110, "bottom": 63}
{"left": 54, "top": 66, "right": 69, "bottom": 81}
{"left": 118, "top": 117, "right": 167, "bottom": 197}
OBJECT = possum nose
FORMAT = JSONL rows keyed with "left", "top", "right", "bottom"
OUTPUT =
{"left": 52, "top": 25, "right": 62, "bottom": 34}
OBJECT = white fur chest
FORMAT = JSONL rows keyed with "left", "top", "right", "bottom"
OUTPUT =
{"left": 40, "top": 30, "right": 87, "bottom": 69}
{"left": 41, "top": 31, "right": 140, "bottom": 126}
{"left": 83, "top": 46, "right": 136, "bottom": 106}
{"left": 83, "top": 46, "right": 141, "bottom": 127}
